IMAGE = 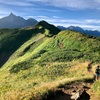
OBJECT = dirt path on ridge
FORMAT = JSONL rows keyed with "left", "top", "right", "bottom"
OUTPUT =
{"left": 45, "top": 79, "right": 95, "bottom": 100}
{"left": 44, "top": 62, "right": 100, "bottom": 100}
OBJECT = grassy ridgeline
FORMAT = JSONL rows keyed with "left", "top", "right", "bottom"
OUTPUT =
{"left": 8, "top": 30, "right": 100, "bottom": 73}
{"left": 0, "top": 25, "right": 100, "bottom": 99}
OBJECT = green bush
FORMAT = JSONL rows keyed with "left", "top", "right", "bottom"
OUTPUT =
{"left": 9, "top": 61, "right": 33, "bottom": 73}
{"left": 40, "top": 49, "right": 83, "bottom": 62}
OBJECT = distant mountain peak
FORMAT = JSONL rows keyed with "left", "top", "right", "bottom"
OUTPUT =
{"left": 38, "top": 20, "right": 48, "bottom": 24}
{"left": 9, "top": 13, "right": 16, "bottom": 17}
{"left": 0, "top": 13, "right": 38, "bottom": 28}
{"left": 35, "top": 20, "right": 49, "bottom": 27}
{"left": 57, "top": 25, "right": 100, "bottom": 36}
{"left": 34, "top": 20, "right": 60, "bottom": 36}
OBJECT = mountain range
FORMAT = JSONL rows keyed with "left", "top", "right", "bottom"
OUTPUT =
{"left": 0, "top": 13, "right": 100, "bottom": 36}
{"left": 0, "top": 13, "right": 38, "bottom": 28}
{"left": 57, "top": 25, "right": 100, "bottom": 36}
{"left": 0, "top": 20, "right": 100, "bottom": 100}
{"left": 0, "top": 20, "right": 60, "bottom": 67}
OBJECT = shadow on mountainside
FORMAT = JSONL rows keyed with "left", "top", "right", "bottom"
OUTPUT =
{"left": 0, "top": 29, "right": 37, "bottom": 68}
{"left": 42, "top": 62, "right": 96, "bottom": 100}
{"left": 43, "top": 79, "right": 93, "bottom": 100}
{"left": 45, "top": 90, "right": 71, "bottom": 100}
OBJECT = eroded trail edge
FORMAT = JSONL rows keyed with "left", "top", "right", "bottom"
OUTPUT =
{"left": 42, "top": 78, "right": 100, "bottom": 100}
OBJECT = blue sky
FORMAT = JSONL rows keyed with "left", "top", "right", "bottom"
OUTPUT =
{"left": 0, "top": 0, "right": 100, "bottom": 30}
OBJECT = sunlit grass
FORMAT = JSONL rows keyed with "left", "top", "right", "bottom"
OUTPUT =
{"left": 0, "top": 61, "right": 95, "bottom": 100}
{"left": 0, "top": 29, "right": 100, "bottom": 99}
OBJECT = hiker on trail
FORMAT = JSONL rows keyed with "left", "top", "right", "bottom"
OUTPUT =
{"left": 95, "top": 66, "right": 100, "bottom": 81}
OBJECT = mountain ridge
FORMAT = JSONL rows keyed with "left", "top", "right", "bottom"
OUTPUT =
{"left": 0, "top": 13, "right": 38, "bottom": 28}
{"left": 0, "top": 13, "right": 100, "bottom": 37}
{"left": 57, "top": 25, "right": 100, "bottom": 36}
{"left": 0, "top": 20, "right": 60, "bottom": 68}
{"left": 0, "top": 21, "right": 100, "bottom": 100}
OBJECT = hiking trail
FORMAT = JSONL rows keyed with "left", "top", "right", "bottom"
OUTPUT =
{"left": 44, "top": 62, "right": 100, "bottom": 100}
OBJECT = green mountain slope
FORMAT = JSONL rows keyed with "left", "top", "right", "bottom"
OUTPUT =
{"left": 0, "top": 21, "right": 60, "bottom": 68}
{"left": 0, "top": 28, "right": 36, "bottom": 67}
{"left": 0, "top": 21, "right": 100, "bottom": 100}
{"left": 7, "top": 30, "right": 100, "bottom": 74}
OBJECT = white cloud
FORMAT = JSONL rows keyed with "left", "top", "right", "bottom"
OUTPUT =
{"left": 26, "top": 0, "right": 48, "bottom": 2}
{"left": 52, "top": 16, "right": 60, "bottom": 19}
{"left": 48, "top": 0, "right": 100, "bottom": 10}
{"left": 36, "top": 16, "right": 49, "bottom": 19}
{"left": 31, "top": 15, "right": 100, "bottom": 30}
{"left": 24, "top": 0, "right": 100, "bottom": 10}
{"left": 54, "top": 23, "right": 100, "bottom": 30}
{"left": 26, "top": 15, "right": 49, "bottom": 19}
{"left": 85, "top": 19, "right": 100, "bottom": 24}
{"left": 1, "top": 0, "right": 100, "bottom": 10}
{"left": 0, "top": 0, "right": 33, "bottom": 6}
{"left": 0, "top": 0, "right": 100, "bottom": 10}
